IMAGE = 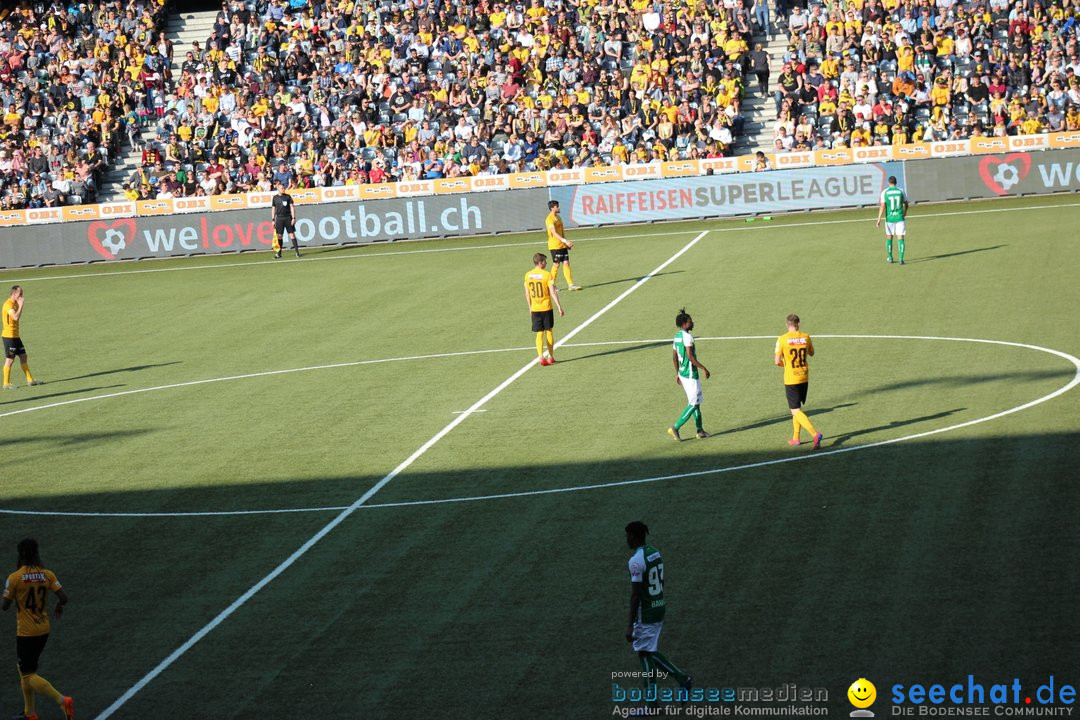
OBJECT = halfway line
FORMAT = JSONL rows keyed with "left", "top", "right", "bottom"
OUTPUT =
{"left": 93, "top": 231, "right": 709, "bottom": 719}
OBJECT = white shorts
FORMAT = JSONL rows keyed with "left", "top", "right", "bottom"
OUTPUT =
{"left": 680, "top": 376, "right": 703, "bottom": 406}
{"left": 631, "top": 621, "right": 663, "bottom": 652}
{"left": 884, "top": 221, "right": 906, "bottom": 237}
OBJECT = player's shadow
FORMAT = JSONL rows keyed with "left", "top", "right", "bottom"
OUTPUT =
{"left": 0, "top": 429, "right": 156, "bottom": 449}
{"left": 559, "top": 341, "right": 668, "bottom": 362}
{"left": 907, "top": 245, "right": 1006, "bottom": 263}
{"left": 579, "top": 270, "right": 683, "bottom": 290}
{"left": 712, "top": 402, "right": 858, "bottom": 437}
{"left": 827, "top": 408, "right": 965, "bottom": 447}
{"left": 47, "top": 362, "right": 181, "bottom": 385}
{"left": 859, "top": 369, "right": 1072, "bottom": 395}
{"left": 0, "top": 384, "right": 125, "bottom": 407}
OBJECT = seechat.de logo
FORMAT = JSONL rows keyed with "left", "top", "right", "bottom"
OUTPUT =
{"left": 849, "top": 678, "right": 877, "bottom": 718}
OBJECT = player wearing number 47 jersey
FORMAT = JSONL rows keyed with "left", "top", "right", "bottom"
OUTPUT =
{"left": 625, "top": 521, "right": 692, "bottom": 698}
{"left": 876, "top": 175, "right": 909, "bottom": 264}
{"left": 775, "top": 314, "right": 823, "bottom": 448}
{"left": 2, "top": 539, "right": 74, "bottom": 720}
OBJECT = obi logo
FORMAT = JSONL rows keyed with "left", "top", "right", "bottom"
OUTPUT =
{"left": 849, "top": 678, "right": 877, "bottom": 718}
{"left": 979, "top": 153, "right": 1032, "bottom": 195}
{"left": 87, "top": 218, "right": 136, "bottom": 259}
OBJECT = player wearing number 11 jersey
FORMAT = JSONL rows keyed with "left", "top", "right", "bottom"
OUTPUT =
{"left": 775, "top": 314, "right": 823, "bottom": 449}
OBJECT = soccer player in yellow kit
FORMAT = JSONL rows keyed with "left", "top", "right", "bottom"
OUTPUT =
{"left": 2, "top": 538, "right": 74, "bottom": 720}
{"left": 3, "top": 285, "right": 43, "bottom": 390}
{"left": 545, "top": 200, "right": 581, "bottom": 291}
{"left": 524, "top": 253, "right": 564, "bottom": 365}
{"left": 774, "top": 314, "right": 823, "bottom": 449}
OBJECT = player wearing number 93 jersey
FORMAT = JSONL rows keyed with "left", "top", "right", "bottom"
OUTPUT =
{"left": 625, "top": 521, "right": 692, "bottom": 696}
{"left": 775, "top": 314, "right": 823, "bottom": 449}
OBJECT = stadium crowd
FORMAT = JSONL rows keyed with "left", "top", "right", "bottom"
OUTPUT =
{"left": 118, "top": 0, "right": 757, "bottom": 199}
{"left": 768, "top": 0, "right": 1080, "bottom": 152}
{"left": 0, "top": 0, "right": 171, "bottom": 209}
{"left": 1, "top": 0, "right": 1079, "bottom": 206}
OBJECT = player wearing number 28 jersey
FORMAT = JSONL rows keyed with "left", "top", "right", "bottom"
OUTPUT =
{"left": 775, "top": 314, "right": 823, "bottom": 449}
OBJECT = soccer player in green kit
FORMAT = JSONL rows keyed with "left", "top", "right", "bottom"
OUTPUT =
{"left": 625, "top": 521, "right": 693, "bottom": 699}
{"left": 876, "top": 175, "right": 909, "bottom": 264}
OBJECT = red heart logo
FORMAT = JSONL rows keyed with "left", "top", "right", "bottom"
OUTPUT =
{"left": 978, "top": 153, "right": 1032, "bottom": 195}
{"left": 87, "top": 218, "right": 136, "bottom": 259}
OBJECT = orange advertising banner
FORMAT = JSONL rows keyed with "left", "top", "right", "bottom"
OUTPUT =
{"left": 660, "top": 160, "right": 700, "bottom": 178}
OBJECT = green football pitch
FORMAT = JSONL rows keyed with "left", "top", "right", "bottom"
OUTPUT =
{"left": 1, "top": 194, "right": 1077, "bottom": 719}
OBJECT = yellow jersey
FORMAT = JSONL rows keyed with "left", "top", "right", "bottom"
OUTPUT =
{"left": 2, "top": 298, "right": 18, "bottom": 338}
{"left": 3, "top": 566, "right": 61, "bottom": 637}
{"left": 545, "top": 210, "right": 567, "bottom": 250}
{"left": 775, "top": 331, "right": 814, "bottom": 385}
{"left": 524, "top": 267, "right": 554, "bottom": 312}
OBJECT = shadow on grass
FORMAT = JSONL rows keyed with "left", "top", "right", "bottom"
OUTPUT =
{"left": 48, "top": 362, "right": 182, "bottom": 385}
{"left": 0, "top": 384, "right": 125, "bottom": 407}
{"left": 907, "top": 244, "right": 1007, "bottom": 264}
{"left": 560, "top": 341, "right": 668, "bottom": 363}
{"left": 0, "top": 433, "right": 1075, "bottom": 718}
{"left": 856, "top": 369, "right": 1072, "bottom": 396}
{"left": 0, "top": 429, "right": 158, "bottom": 449}
{"left": 827, "top": 408, "right": 965, "bottom": 447}
{"left": 575, "top": 270, "right": 683, "bottom": 290}
{"left": 712, "top": 402, "right": 858, "bottom": 437}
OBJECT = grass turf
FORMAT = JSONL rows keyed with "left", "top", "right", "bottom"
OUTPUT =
{"left": 0, "top": 193, "right": 1077, "bottom": 718}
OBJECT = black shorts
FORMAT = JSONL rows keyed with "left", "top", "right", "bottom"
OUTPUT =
{"left": 3, "top": 336, "right": 26, "bottom": 359}
{"left": 531, "top": 310, "right": 555, "bottom": 332}
{"left": 785, "top": 382, "right": 808, "bottom": 410}
{"left": 550, "top": 248, "right": 570, "bottom": 264}
{"left": 274, "top": 217, "right": 296, "bottom": 237}
{"left": 16, "top": 634, "right": 48, "bottom": 675}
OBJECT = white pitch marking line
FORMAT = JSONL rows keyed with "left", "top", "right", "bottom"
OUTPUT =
{"left": 452, "top": 409, "right": 486, "bottom": 414}
{"left": 5, "top": 334, "right": 1076, "bottom": 521}
{"left": 91, "top": 230, "right": 710, "bottom": 719}
{"left": 0, "top": 345, "right": 533, "bottom": 420}
{"left": 6, "top": 200, "right": 1078, "bottom": 283}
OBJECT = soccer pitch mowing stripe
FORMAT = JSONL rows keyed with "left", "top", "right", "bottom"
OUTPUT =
{"left": 2, "top": 334, "right": 1077, "bottom": 520}
{"left": 92, "top": 231, "right": 709, "bottom": 719}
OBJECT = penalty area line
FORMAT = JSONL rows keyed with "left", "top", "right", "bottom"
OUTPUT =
{"left": 92, "top": 230, "right": 710, "bottom": 719}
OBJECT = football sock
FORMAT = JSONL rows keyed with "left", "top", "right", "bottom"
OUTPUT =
{"left": 794, "top": 410, "right": 817, "bottom": 436}
{"left": 886, "top": 238, "right": 893, "bottom": 259}
{"left": 21, "top": 675, "right": 35, "bottom": 715}
{"left": 26, "top": 673, "right": 62, "bottom": 704}
{"left": 535, "top": 331, "right": 544, "bottom": 357}
{"left": 792, "top": 416, "right": 801, "bottom": 440}
{"left": 898, "top": 238, "right": 905, "bottom": 262}
{"left": 549, "top": 263, "right": 559, "bottom": 284}
{"left": 674, "top": 404, "right": 695, "bottom": 431}
{"left": 21, "top": 362, "right": 33, "bottom": 382}
{"left": 563, "top": 263, "right": 574, "bottom": 286}
{"left": 649, "top": 652, "right": 689, "bottom": 686}
{"left": 3, "top": 364, "right": 10, "bottom": 385}
{"left": 544, "top": 330, "right": 554, "bottom": 356}
{"left": 692, "top": 406, "right": 703, "bottom": 432}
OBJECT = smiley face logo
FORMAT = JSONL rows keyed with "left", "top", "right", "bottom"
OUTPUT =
{"left": 848, "top": 678, "right": 877, "bottom": 709}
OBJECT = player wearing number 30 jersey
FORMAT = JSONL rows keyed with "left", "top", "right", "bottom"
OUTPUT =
{"left": 775, "top": 314, "right": 823, "bottom": 449}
